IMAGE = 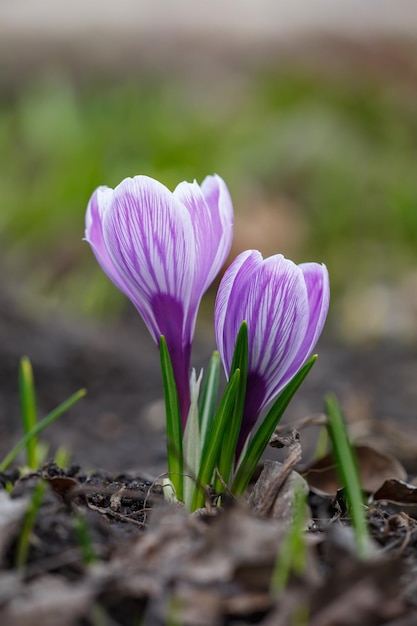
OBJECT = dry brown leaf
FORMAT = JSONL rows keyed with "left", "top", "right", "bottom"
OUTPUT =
{"left": 304, "top": 444, "right": 407, "bottom": 494}
{"left": 109, "top": 505, "right": 311, "bottom": 624}
{"left": 374, "top": 479, "right": 417, "bottom": 504}
{"left": 247, "top": 460, "right": 309, "bottom": 524}
{"left": 43, "top": 475, "right": 79, "bottom": 503}
{"left": 247, "top": 429, "right": 305, "bottom": 519}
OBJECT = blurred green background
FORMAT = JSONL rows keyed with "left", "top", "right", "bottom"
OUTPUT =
{"left": 2, "top": 39, "right": 417, "bottom": 338}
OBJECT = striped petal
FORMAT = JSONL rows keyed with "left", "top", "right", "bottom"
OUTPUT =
{"left": 215, "top": 251, "right": 330, "bottom": 446}
{"left": 85, "top": 186, "right": 132, "bottom": 299}
{"left": 278, "top": 262, "right": 330, "bottom": 390}
{"left": 215, "top": 250, "right": 263, "bottom": 373}
{"left": 173, "top": 174, "right": 234, "bottom": 293}
{"left": 85, "top": 174, "right": 234, "bottom": 425}
{"left": 102, "top": 176, "right": 196, "bottom": 343}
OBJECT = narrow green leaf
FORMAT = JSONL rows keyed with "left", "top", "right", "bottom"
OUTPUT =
{"left": 0, "top": 388, "right": 86, "bottom": 472}
{"left": 19, "top": 357, "right": 38, "bottom": 469}
{"left": 159, "top": 336, "right": 183, "bottom": 502}
{"left": 191, "top": 369, "right": 241, "bottom": 511}
{"left": 198, "top": 351, "right": 220, "bottom": 448}
{"left": 232, "top": 356, "right": 317, "bottom": 496}
{"left": 183, "top": 369, "right": 203, "bottom": 509}
{"left": 325, "top": 393, "right": 371, "bottom": 559}
{"left": 216, "top": 322, "right": 248, "bottom": 488}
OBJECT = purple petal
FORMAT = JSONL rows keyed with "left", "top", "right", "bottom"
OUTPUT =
{"left": 101, "top": 176, "right": 196, "bottom": 343}
{"left": 256, "top": 260, "right": 308, "bottom": 388}
{"left": 215, "top": 251, "right": 329, "bottom": 449}
{"left": 86, "top": 174, "right": 235, "bottom": 428}
{"left": 85, "top": 186, "right": 131, "bottom": 297}
{"left": 215, "top": 250, "right": 263, "bottom": 374}
{"left": 300, "top": 262, "right": 330, "bottom": 352}
{"left": 216, "top": 252, "right": 310, "bottom": 398}
{"left": 200, "top": 175, "right": 234, "bottom": 286}
{"left": 173, "top": 174, "right": 234, "bottom": 293}
{"left": 278, "top": 263, "right": 330, "bottom": 389}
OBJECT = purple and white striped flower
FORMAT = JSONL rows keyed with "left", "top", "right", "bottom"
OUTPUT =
{"left": 215, "top": 250, "right": 330, "bottom": 452}
{"left": 85, "top": 174, "right": 234, "bottom": 426}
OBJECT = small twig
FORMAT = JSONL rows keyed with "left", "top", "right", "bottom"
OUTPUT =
{"left": 85, "top": 501, "right": 147, "bottom": 527}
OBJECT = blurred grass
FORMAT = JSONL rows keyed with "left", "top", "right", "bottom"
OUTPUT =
{"left": 1, "top": 62, "right": 417, "bottom": 318}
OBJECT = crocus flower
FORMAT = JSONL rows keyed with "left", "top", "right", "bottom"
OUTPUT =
{"left": 85, "top": 174, "right": 234, "bottom": 426}
{"left": 215, "top": 250, "right": 329, "bottom": 453}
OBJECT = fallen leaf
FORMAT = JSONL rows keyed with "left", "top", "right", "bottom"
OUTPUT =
{"left": 304, "top": 444, "right": 407, "bottom": 494}
{"left": 248, "top": 460, "right": 309, "bottom": 524}
{"left": 373, "top": 479, "right": 417, "bottom": 504}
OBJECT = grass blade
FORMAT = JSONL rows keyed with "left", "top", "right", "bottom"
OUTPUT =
{"left": 325, "top": 393, "right": 371, "bottom": 559}
{"left": 0, "top": 388, "right": 86, "bottom": 472}
{"left": 191, "top": 369, "right": 240, "bottom": 511}
{"left": 19, "top": 357, "right": 38, "bottom": 469}
{"left": 232, "top": 356, "right": 317, "bottom": 496}
{"left": 159, "top": 336, "right": 183, "bottom": 502}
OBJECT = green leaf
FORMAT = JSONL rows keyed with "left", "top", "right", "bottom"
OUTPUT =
{"left": 198, "top": 351, "right": 220, "bottom": 448}
{"left": 232, "top": 356, "right": 317, "bottom": 496}
{"left": 216, "top": 322, "right": 248, "bottom": 488}
{"left": 325, "top": 393, "right": 371, "bottom": 559}
{"left": 182, "top": 369, "right": 203, "bottom": 510}
{"left": 0, "top": 388, "right": 86, "bottom": 472}
{"left": 19, "top": 357, "right": 38, "bottom": 469}
{"left": 159, "top": 336, "right": 184, "bottom": 502}
{"left": 191, "top": 369, "right": 241, "bottom": 511}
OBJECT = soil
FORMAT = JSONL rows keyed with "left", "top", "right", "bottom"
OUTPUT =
{"left": 2, "top": 288, "right": 417, "bottom": 624}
